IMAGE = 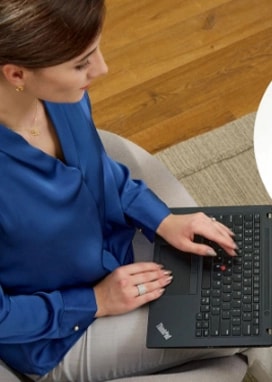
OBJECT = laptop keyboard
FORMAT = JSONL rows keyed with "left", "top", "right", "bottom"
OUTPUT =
{"left": 195, "top": 212, "right": 260, "bottom": 338}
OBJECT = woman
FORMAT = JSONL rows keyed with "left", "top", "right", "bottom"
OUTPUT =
{"left": 0, "top": 1, "right": 269, "bottom": 381}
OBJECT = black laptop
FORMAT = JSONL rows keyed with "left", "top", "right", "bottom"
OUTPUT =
{"left": 147, "top": 205, "right": 272, "bottom": 348}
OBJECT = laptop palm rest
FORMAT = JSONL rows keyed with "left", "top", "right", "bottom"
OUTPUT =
{"left": 158, "top": 244, "right": 199, "bottom": 295}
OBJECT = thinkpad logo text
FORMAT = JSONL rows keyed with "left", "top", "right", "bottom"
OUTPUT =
{"left": 156, "top": 322, "right": 172, "bottom": 340}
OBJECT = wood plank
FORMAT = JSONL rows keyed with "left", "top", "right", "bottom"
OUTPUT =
{"left": 91, "top": 0, "right": 272, "bottom": 102}
{"left": 102, "top": 0, "right": 231, "bottom": 52}
{"left": 89, "top": 0, "right": 272, "bottom": 153}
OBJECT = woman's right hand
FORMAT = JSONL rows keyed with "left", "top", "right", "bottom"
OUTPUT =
{"left": 93, "top": 262, "right": 173, "bottom": 318}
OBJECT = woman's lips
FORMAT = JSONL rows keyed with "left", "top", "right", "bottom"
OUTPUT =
{"left": 80, "top": 85, "right": 90, "bottom": 90}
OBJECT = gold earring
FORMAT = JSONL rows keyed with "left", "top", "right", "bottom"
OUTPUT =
{"left": 16, "top": 86, "right": 24, "bottom": 92}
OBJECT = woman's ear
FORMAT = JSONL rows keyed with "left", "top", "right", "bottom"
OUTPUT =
{"left": 1, "top": 64, "right": 25, "bottom": 88}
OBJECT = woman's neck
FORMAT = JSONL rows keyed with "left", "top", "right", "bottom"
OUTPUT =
{"left": 0, "top": 82, "right": 39, "bottom": 134}
{"left": 0, "top": 80, "right": 64, "bottom": 161}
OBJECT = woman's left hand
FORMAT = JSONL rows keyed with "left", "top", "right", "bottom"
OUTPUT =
{"left": 156, "top": 212, "right": 237, "bottom": 257}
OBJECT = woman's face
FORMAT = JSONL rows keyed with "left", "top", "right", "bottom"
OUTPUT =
{"left": 23, "top": 35, "right": 108, "bottom": 103}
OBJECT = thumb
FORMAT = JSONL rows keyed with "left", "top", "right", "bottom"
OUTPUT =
{"left": 179, "top": 240, "right": 217, "bottom": 257}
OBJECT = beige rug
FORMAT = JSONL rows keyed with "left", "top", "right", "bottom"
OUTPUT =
{"left": 155, "top": 113, "right": 271, "bottom": 206}
{"left": 155, "top": 113, "right": 271, "bottom": 382}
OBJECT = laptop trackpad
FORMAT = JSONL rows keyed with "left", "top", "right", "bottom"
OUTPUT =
{"left": 158, "top": 245, "right": 199, "bottom": 295}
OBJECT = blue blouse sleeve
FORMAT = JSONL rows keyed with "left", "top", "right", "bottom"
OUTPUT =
{"left": 102, "top": 153, "right": 170, "bottom": 241}
{"left": 81, "top": 92, "right": 171, "bottom": 241}
{"left": 0, "top": 285, "right": 96, "bottom": 343}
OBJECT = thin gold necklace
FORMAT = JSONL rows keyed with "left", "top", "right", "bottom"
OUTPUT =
{"left": 29, "top": 99, "right": 40, "bottom": 137}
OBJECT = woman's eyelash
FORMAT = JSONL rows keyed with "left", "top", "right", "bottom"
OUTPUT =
{"left": 76, "top": 60, "right": 90, "bottom": 71}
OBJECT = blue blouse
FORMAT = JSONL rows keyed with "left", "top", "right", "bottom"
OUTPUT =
{"left": 0, "top": 93, "right": 170, "bottom": 375}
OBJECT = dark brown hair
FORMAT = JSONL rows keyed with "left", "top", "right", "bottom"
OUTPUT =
{"left": 0, "top": 0, "right": 106, "bottom": 68}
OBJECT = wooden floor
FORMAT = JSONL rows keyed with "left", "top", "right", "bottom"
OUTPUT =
{"left": 89, "top": 0, "right": 272, "bottom": 154}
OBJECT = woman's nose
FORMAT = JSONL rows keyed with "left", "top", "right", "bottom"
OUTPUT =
{"left": 90, "top": 48, "right": 108, "bottom": 78}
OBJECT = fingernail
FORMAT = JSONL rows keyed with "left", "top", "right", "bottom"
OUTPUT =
{"left": 206, "top": 250, "right": 217, "bottom": 257}
{"left": 164, "top": 270, "right": 172, "bottom": 276}
{"left": 166, "top": 276, "right": 173, "bottom": 283}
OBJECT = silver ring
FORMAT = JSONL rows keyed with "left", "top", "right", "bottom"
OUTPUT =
{"left": 211, "top": 217, "right": 216, "bottom": 222}
{"left": 136, "top": 283, "right": 147, "bottom": 296}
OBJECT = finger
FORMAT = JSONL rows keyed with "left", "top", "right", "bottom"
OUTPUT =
{"left": 197, "top": 220, "right": 237, "bottom": 252}
{"left": 134, "top": 276, "right": 173, "bottom": 298}
{"left": 184, "top": 239, "right": 237, "bottom": 257}
{"left": 211, "top": 230, "right": 238, "bottom": 253}
{"left": 218, "top": 243, "right": 238, "bottom": 257}
{"left": 201, "top": 218, "right": 234, "bottom": 239}
{"left": 184, "top": 241, "right": 217, "bottom": 257}
{"left": 122, "top": 262, "right": 163, "bottom": 276}
{"left": 136, "top": 287, "right": 166, "bottom": 305}
{"left": 132, "top": 269, "right": 172, "bottom": 286}
{"left": 215, "top": 222, "right": 236, "bottom": 241}
{"left": 216, "top": 221, "right": 235, "bottom": 236}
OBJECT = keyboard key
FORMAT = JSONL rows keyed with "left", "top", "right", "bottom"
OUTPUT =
{"left": 232, "top": 317, "right": 241, "bottom": 325}
{"left": 222, "top": 311, "right": 231, "bottom": 319}
{"left": 253, "top": 327, "right": 259, "bottom": 336}
{"left": 221, "top": 320, "right": 231, "bottom": 336}
{"left": 242, "top": 323, "right": 252, "bottom": 336}
{"left": 211, "top": 316, "right": 220, "bottom": 336}
{"left": 196, "top": 329, "right": 202, "bottom": 337}
{"left": 232, "top": 326, "right": 241, "bottom": 336}
{"left": 200, "top": 305, "right": 210, "bottom": 312}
